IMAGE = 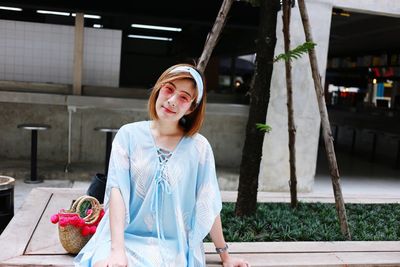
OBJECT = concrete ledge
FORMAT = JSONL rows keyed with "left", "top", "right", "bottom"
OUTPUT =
{"left": 205, "top": 241, "right": 400, "bottom": 266}
{"left": 0, "top": 80, "right": 71, "bottom": 94}
{"left": 0, "top": 91, "right": 67, "bottom": 105}
{"left": 0, "top": 90, "right": 249, "bottom": 115}
{"left": 222, "top": 191, "right": 400, "bottom": 204}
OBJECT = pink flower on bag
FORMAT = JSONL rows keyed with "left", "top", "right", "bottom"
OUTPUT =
{"left": 51, "top": 207, "right": 105, "bottom": 237}
{"left": 50, "top": 214, "right": 59, "bottom": 224}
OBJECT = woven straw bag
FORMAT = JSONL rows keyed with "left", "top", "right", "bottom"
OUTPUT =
{"left": 58, "top": 195, "right": 102, "bottom": 254}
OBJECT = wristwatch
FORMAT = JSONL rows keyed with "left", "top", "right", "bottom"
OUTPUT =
{"left": 215, "top": 243, "right": 229, "bottom": 254}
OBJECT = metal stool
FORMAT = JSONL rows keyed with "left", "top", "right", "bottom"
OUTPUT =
{"left": 94, "top": 127, "right": 119, "bottom": 175}
{"left": 17, "top": 123, "right": 51, "bottom": 183}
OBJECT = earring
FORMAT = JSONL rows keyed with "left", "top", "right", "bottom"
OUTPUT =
{"left": 180, "top": 116, "right": 186, "bottom": 125}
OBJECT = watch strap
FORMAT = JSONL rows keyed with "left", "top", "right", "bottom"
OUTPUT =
{"left": 215, "top": 243, "right": 229, "bottom": 254}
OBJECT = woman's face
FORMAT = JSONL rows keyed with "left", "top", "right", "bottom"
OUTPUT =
{"left": 155, "top": 78, "right": 196, "bottom": 123}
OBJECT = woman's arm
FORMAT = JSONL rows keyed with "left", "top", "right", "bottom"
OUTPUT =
{"left": 209, "top": 215, "right": 230, "bottom": 262}
{"left": 109, "top": 187, "right": 126, "bottom": 251}
{"left": 209, "top": 215, "right": 250, "bottom": 267}
{"left": 102, "top": 188, "right": 128, "bottom": 267}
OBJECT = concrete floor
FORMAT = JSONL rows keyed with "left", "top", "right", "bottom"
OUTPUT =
{"left": 1, "top": 146, "right": 399, "bottom": 212}
{"left": 314, "top": 146, "right": 400, "bottom": 197}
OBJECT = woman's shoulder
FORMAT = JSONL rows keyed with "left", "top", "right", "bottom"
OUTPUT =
{"left": 114, "top": 121, "right": 149, "bottom": 144}
{"left": 191, "top": 132, "right": 208, "bottom": 143}
{"left": 118, "top": 120, "right": 149, "bottom": 133}
{"left": 190, "top": 133, "right": 212, "bottom": 151}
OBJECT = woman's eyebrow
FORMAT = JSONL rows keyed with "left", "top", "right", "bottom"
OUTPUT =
{"left": 169, "top": 81, "right": 193, "bottom": 98}
{"left": 181, "top": 90, "right": 192, "bottom": 98}
{"left": 166, "top": 81, "right": 176, "bottom": 88}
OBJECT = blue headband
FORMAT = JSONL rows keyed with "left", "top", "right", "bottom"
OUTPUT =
{"left": 170, "top": 66, "right": 204, "bottom": 104}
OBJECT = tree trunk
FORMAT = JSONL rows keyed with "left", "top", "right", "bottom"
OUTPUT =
{"left": 282, "top": 0, "right": 298, "bottom": 208}
{"left": 197, "top": 0, "right": 233, "bottom": 72}
{"left": 297, "top": 0, "right": 351, "bottom": 240}
{"left": 235, "top": 0, "right": 280, "bottom": 216}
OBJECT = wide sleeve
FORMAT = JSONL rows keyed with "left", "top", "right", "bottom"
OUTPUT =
{"left": 188, "top": 139, "right": 222, "bottom": 248}
{"left": 103, "top": 125, "right": 132, "bottom": 226}
{"left": 74, "top": 126, "right": 133, "bottom": 266}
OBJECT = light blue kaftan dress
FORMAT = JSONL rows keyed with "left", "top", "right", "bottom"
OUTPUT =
{"left": 74, "top": 121, "right": 222, "bottom": 267}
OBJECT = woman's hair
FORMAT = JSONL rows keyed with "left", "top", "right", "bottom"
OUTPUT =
{"left": 148, "top": 63, "right": 207, "bottom": 136}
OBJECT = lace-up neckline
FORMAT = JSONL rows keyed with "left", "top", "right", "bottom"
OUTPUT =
{"left": 157, "top": 147, "right": 172, "bottom": 165}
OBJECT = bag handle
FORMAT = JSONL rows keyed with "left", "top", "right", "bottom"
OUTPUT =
{"left": 70, "top": 195, "right": 102, "bottom": 225}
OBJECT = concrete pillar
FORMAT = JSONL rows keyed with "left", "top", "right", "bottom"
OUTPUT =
{"left": 73, "top": 13, "right": 84, "bottom": 95}
{"left": 258, "top": 0, "right": 333, "bottom": 192}
{"left": 327, "top": 0, "right": 400, "bottom": 17}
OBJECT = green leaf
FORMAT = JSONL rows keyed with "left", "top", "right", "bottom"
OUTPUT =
{"left": 256, "top": 123, "right": 272, "bottom": 133}
{"left": 274, "top": 41, "right": 317, "bottom": 62}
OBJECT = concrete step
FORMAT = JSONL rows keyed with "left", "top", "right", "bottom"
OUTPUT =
{"left": 204, "top": 241, "right": 400, "bottom": 266}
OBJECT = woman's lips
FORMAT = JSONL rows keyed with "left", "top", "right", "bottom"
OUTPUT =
{"left": 162, "top": 106, "right": 176, "bottom": 114}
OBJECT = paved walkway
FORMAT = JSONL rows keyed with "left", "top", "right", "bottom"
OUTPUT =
{"left": 314, "top": 145, "right": 400, "bottom": 197}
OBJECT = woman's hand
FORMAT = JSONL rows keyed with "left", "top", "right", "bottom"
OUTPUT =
{"left": 104, "top": 248, "right": 128, "bottom": 267}
{"left": 222, "top": 257, "right": 250, "bottom": 267}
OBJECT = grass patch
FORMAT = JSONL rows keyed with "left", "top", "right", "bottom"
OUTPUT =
{"left": 210, "top": 202, "right": 400, "bottom": 242}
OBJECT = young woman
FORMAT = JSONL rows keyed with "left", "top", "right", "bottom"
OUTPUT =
{"left": 74, "top": 63, "right": 250, "bottom": 267}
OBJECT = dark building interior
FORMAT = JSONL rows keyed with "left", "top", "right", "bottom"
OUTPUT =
{"left": 0, "top": 1, "right": 398, "bottom": 100}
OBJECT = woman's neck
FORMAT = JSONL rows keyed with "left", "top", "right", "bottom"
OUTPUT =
{"left": 151, "top": 120, "right": 183, "bottom": 137}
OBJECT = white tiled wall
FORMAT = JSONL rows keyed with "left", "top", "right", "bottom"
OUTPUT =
{"left": 83, "top": 28, "right": 122, "bottom": 87}
{"left": 0, "top": 19, "right": 121, "bottom": 87}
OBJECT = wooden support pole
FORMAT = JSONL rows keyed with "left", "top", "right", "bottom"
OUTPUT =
{"left": 297, "top": 0, "right": 351, "bottom": 240}
{"left": 282, "top": 0, "right": 298, "bottom": 208}
{"left": 73, "top": 13, "right": 84, "bottom": 95}
{"left": 197, "top": 0, "right": 233, "bottom": 72}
